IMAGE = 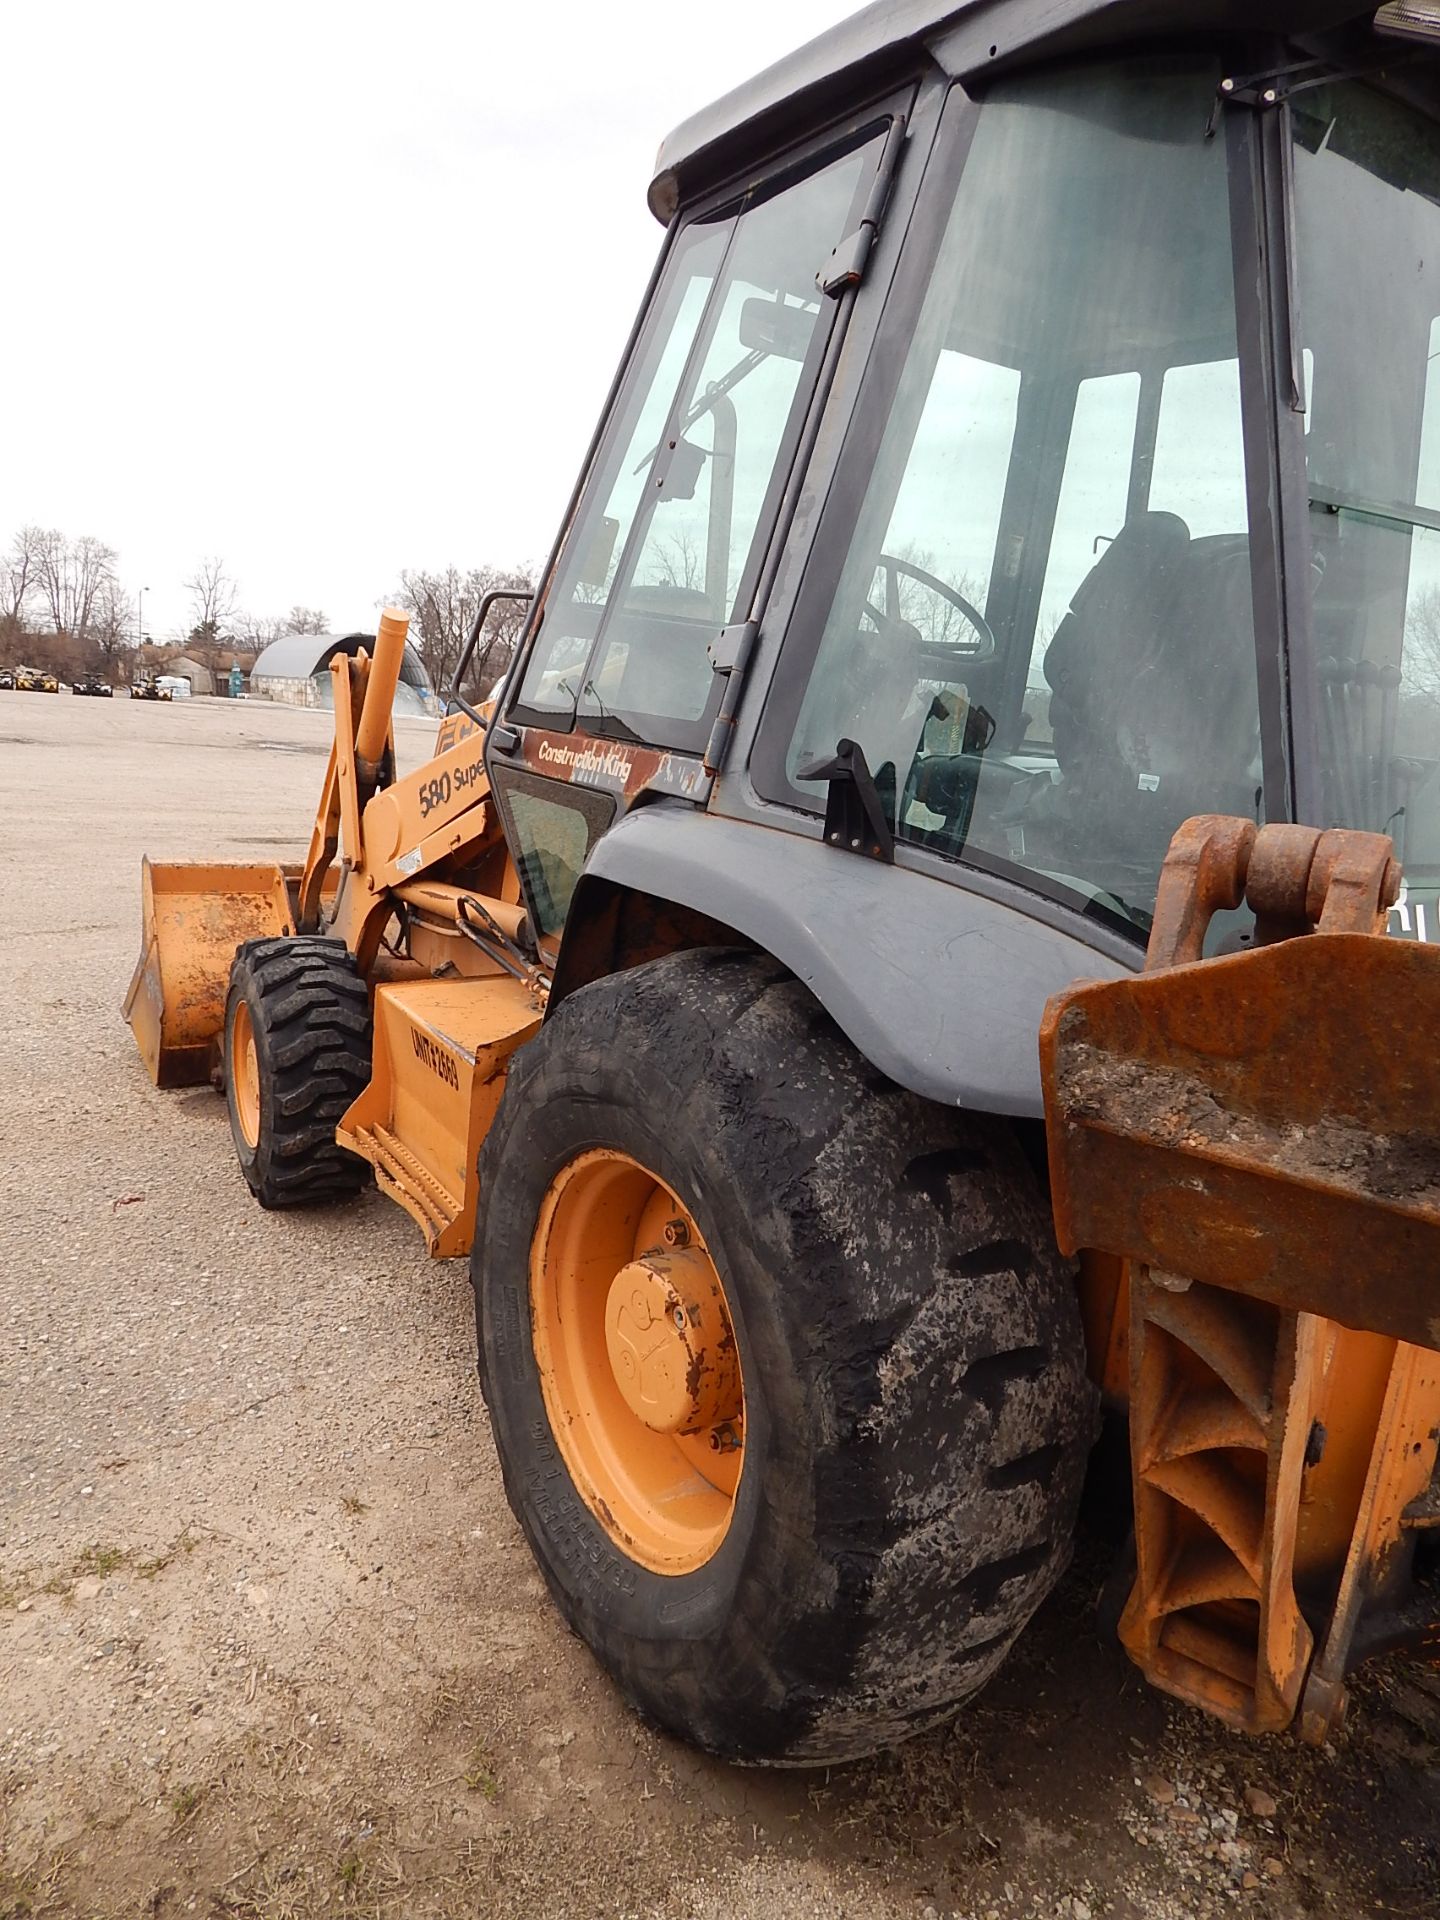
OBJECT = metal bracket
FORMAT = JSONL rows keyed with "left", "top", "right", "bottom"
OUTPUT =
{"left": 702, "top": 621, "right": 759, "bottom": 778}
{"left": 815, "top": 113, "right": 909, "bottom": 296}
{"left": 798, "top": 738, "right": 895, "bottom": 863}
{"left": 707, "top": 621, "right": 756, "bottom": 676}
{"left": 1209, "top": 54, "right": 1412, "bottom": 132}
{"left": 818, "top": 226, "right": 873, "bottom": 297}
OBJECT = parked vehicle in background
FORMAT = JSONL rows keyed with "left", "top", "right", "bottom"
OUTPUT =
{"left": 39, "top": 671, "right": 60, "bottom": 694}
{"left": 0, "top": 669, "right": 14, "bottom": 691}
{"left": 14, "top": 666, "right": 38, "bottom": 691}
{"left": 72, "top": 674, "right": 114, "bottom": 698}
{"left": 155, "top": 674, "right": 191, "bottom": 700}
{"left": 132, "top": 675, "right": 172, "bottom": 702}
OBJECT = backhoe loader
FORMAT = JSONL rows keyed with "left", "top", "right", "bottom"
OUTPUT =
{"left": 127, "top": 0, "right": 1440, "bottom": 1765}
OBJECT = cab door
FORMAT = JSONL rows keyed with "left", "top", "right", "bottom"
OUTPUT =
{"left": 490, "top": 113, "right": 901, "bottom": 952}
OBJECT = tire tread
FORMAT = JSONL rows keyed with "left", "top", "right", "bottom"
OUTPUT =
{"left": 225, "top": 936, "right": 372, "bottom": 1208}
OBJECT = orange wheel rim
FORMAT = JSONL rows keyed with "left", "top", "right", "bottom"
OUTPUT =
{"left": 530, "top": 1149, "right": 745, "bottom": 1576}
{"left": 232, "top": 1000, "right": 261, "bottom": 1149}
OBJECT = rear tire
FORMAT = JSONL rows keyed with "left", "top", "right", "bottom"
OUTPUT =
{"left": 473, "top": 948, "right": 1097, "bottom": 1765}
{"left": 223, "top": 936, "right": 372, "bottom": 1209}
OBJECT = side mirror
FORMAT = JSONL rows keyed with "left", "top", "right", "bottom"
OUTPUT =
{"left": 739, "top": 296, "right": 816, "bottom": 362}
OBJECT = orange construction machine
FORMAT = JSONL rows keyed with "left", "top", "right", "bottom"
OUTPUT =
{"left": 129, "top": 0, "right": 1440, "bottom": 1766}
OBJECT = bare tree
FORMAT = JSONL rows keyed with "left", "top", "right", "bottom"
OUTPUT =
{"left": 285, "top": 606, "right": 330, "bottom": 635}
{"left": 390, "top": 562, "right": 535, "bottom": 697}
{"left": 650, "top": 532, "right": 705, "bottom": 597}
{"left": 392, "top": 566, "right": 467, "bottom": 690}
{"left": 184, "top": 556, "right": 239, "bottom": 638}
{"left": 1404, "top": 584, "right": 1440, "bottom": 695}
{"left": 1, "top": 526, "right": 44, "bottom": 624}
{"left": 234, "top": 610, "right": 288, "bottom": 649}
{"left": 91, "top": 578, "right": 137, "bottom": 678}
{"left": 33, "top": 529, "right": 118, "bottom": 640}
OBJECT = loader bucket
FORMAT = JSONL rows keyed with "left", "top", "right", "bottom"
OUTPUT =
{"left": 124, "top": 859, "right": 295, "bottom": 1087}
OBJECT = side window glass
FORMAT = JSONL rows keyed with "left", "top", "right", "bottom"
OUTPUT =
{"left": 1033, "top": 371, "right": 1142, "bottom": 743}
{"left": 1149, "top": 360, "right": 1248, "bottom": 536}
{"left": 778, "top": 57, "right": 1256, "bottom": 938}
{"left": 883, "top": 353, "right": 1022, "bottom": 613}
{"left": 790, "top": 351, "right": 1019, "bottom": 788}
{"left": 1292, "top": 79, "right": 1440, "bottom": 878}
{"left": 516, "top": 221, "right": 729, "bottom": 714}
{"left": 578, "top": 142, "right": 873, "bottom": 739}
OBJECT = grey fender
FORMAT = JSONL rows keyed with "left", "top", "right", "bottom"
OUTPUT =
{"left": 563, "top": 802, "right": 1136, "bottom": 1117}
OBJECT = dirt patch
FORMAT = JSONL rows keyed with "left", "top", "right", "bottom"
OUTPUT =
{"left": 2, "top": 694, "right": 1436, "bottom": 1919}
{"left": 1060, "top": 1046, "right": 1440, "bottom": 1207}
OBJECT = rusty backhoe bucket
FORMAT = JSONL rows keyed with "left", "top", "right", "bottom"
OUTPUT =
{"left": 1043, "top": 818, "right": 1440, "bottom": 1738}
{"left": 1045, "top": 932, "right": 1440, "bottom": 1351}
{"left": 124, "top": 859, "right": 295, "bottom": 1087}
{"left": 1043, "top": 819, "right": 1440, "bottom": 1354}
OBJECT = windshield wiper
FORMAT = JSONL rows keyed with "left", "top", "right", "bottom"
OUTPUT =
{"left": 633, "top": 349, "right": 768, "bottom": 475}
{"left": 1310, "top": 484, "right": 1440, "bottom": 538}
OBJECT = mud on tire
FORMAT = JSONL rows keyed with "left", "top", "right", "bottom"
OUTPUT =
{"left": 223, "top": 936, "right": 372, "bottom": 1209}
{"left": 473, "top": 948, "right": 1098, "bottom": 1766}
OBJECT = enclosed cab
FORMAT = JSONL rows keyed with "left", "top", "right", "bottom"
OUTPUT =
{"left": 486, "top": 4, "right": 1440, "bottom": 1062}
{"left": 466, "top": 1, "right": 1440, "bottom": 1759}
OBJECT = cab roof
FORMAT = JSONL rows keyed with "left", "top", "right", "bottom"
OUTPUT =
{"left": 649, "top": 0, "right": 1374, "bottom": 219}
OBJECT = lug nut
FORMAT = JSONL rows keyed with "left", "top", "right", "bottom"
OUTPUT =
{"left": 672, "top": 1305, "right": 687, "bottom": 1331}
{"left": 708, "top": 1423, "right": 741, "bottom": 1454}
{"left": 663, "top": 1218, "right": 690, "bottom": 1248}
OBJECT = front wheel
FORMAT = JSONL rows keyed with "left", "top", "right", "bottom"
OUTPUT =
{"left": 223, "top": 936, "right": 372, "bottom": 1209}
{"left": 473, "top": 949, "right": 1096, "bottom": 1766}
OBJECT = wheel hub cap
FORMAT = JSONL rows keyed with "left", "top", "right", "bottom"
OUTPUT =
{"left": 604, "top": 1248, "right": 741, "bottom": 1436}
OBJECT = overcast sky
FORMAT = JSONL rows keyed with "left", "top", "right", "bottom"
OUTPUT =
{"left": 2, "top": 2, "right": 847, "bottom": 642}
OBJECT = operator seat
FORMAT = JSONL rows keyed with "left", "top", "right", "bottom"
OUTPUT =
{"left": 1043, "top": 511, "right": 1259, "bottom": 870}
{"left": 1044, "top": 511, "right": 1191, "bottom": 786}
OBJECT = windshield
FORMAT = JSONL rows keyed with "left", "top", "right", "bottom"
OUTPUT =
{"left": 775, "top": 57, "right": 1258, "bottom": 938}
{"left": 1292, "top": 78, "right": 1440, "bottom": 914}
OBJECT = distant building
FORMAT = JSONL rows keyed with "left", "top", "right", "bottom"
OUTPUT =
{"left": 166, "top": 655, "right": 216, "bottom": 696}
{"left": 249, "top": 632, "right": 438, "bottom": 716}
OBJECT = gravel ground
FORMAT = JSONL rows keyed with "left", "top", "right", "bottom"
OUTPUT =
{"left": 1, "top": 691, "right": 1437, "bottom": 1920}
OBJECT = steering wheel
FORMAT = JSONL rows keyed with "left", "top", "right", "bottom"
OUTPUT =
{"left": 863, "top": 554, "right": 997, "bottom": 663}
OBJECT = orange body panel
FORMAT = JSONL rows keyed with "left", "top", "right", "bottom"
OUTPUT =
{"left": 338, "top": 976, "right": 542, "bottom": 1256}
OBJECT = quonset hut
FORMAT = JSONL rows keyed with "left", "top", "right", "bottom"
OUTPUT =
{"left": 250, "top": 632, "right": 438, "bottom": 717}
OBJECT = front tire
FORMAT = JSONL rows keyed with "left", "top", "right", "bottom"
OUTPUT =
{"left": 223, "top": 936, "right": 372, "bottom": 1209}
{"left": 473, "top": 949, "right": 1096, "bottom": 1765}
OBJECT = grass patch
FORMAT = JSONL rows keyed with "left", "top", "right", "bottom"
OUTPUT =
{"left": 75, "top": 1543, "right": 130, "bottom": 1579}
{"left": 461, "top": 1743, "right": 499, "bottom": 1800}
{"left": 169, "top": 1781, "right": 205, "bottom": 1825}
{"left": 0, "top": 1849, "right": 68, "bottom": 1919}
{"left": 212, "top": 1862, "right": 312, "bottom": 1920}
{"left": 136, "top": 1527, "right": 197, "bottom": 1580}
